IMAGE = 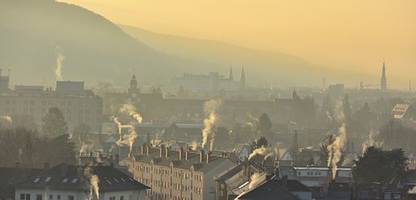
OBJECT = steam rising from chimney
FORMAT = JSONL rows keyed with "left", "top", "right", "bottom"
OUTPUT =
{"left": 84, "top": 167, "right": 100, "bottom": 200}
{"left": 361, "top": 128, "right": 382, "bottom": 155}
{"left": 248, "top": 173, "right": 265, "bottom": 190}
{"left": 112, "top": 104, "right": 142, "bottom": 158}
{"left": 0, "top": 115, "right": 12, "bottom": 129}
{"left": 248, "top": 146, "right": 270, "bottom": 160}
{"left": 55, "top": 47, "right": 64, "bottom": 81}
{"left": 326, "top": 101, "right": 348, "bottom": 180}
{"left": 202, "top": 99, "right": 222, "bottom": 151}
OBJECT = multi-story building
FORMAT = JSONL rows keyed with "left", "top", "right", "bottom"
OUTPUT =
{"left": 0, "top": 74, "right": 102, "bottom": 133}
{"left": 127, "top": 145, "right": 236, "bottom": 200}
{"left": 14, "top": 163, "right": 149, "bottom": 200}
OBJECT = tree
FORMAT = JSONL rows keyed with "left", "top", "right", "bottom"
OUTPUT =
{"left": 42, "top": 107, "right": 68, "bottom": 137}
{"left": 353, "top": 147, "right": 407, "bottom": 184}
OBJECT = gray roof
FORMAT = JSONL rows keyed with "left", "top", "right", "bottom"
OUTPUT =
{"left": 16, "top": 163, "right": 149, "bottom": 192}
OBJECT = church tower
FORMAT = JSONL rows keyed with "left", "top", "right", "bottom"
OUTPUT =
{"left": 128, "top": 74, "right": 140, "bottom": 94}
{"left": 229, "top": 66, "right": 234, "bottom": 81}
{"left": 240, "top": 66, "right": 246, "bottom": 89}
{"left": 380, "top": 62, "right": 387, "bottom": 91}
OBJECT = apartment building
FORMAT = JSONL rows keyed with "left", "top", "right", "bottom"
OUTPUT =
{"left": 127, "top": 145, "right": 236, "bottom": 200}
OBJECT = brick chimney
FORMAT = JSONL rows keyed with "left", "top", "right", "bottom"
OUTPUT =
{"left": 178, "top": 147, "right": 183, "bottom": 160}
{"left": 206, "top": 152, "right": 210, "bottom": 164}
{"left": 146, "top": 145, "right": 150, "bottom": 155}
{"left": 199, "top": 150, "right": 205, "bottom": 163}
{"left": 159, "top": 145, "right": 164, "bottom": 158}
{"left": 185, "top": 150, "right": 189, "bottom": 161}
{"left": 165, "top": 146, "right": 169, "bottom": 158}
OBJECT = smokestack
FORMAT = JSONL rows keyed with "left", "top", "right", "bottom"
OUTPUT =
{"left": 146, "top": 145, "right": 150, "bottom": 155}
{"left": 141, "top": 145, "right": 145, "bottom": 155}
{"left": 206, "top": 152, "right": 210, "bottom": 164}
{"left": 165, "top": 146, "right": 169, "bottom": 158}
{"left": 159, "top": 145, "right": 164, "bottom": 158}
{"left": 185, "top": 150, "right": 189, "bottom": 161}
{"left": 199, "top": 150, "right": 204, "bottom": 163}
{"left": 178, "top": 147, "right": 183, "bottom": 160}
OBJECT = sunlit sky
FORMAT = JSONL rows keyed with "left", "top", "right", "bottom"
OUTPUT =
{"left": 60, "top": 0, "right": 416, "bottom": 88}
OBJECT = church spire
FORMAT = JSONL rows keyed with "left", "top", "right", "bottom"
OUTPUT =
{"left": 381, "top": 61, "right": 387, "bottom": 91}
{"left": 229, "top": 66, "right": 234, "bottom": 81}
{"left": 240, "top": 65, "right": 246, "bottom": 89}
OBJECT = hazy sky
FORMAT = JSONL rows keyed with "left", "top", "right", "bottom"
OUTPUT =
{"left": 61, "top": 0, "right": 416, "bottom": 88}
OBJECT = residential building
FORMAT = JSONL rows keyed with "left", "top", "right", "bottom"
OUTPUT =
{"left": 0, "top": 76, "right": 102, "bottom": 133}
{"left": 15, "top": 163, "right": 149, "bottom": 200}
{"left": 127, "top": 145, "right": 236, "bottom": 200}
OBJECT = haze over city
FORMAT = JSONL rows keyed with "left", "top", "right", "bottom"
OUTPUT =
{"left": 60, "top": 0, "right": 416, "bottom": 88}
{"left": 1, "top": 1, "right": 416, "bottom": 200}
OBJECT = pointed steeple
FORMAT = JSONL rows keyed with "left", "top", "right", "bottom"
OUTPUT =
{"left": 240, "top": 65, "right": 246, "bottom": 89}
{"left": 381, "top": 61, "right": 387, "bottom": 91}
{"left": 229, "top": 66, "right": 234, "bottom": 81}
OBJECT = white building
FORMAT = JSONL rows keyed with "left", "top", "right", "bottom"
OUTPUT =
{"left": 0, "top": 78, "right": 102, "bottom": 133}
{"left": 15, "top": 164, "right": 149, "bottom": 200}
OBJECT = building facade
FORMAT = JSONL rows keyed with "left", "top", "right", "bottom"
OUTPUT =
{"left": 127, "top": 145, "right": 236, "bottom": 200}
{"left": 0, "top": 77, "right": 102, "bottom": 133}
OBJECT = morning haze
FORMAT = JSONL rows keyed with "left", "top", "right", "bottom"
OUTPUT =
{"left": 2, "top": 1, "right": 416, "bottom": 200}
{"left": 61, "top": 0, "right": 416, "bottom": 88}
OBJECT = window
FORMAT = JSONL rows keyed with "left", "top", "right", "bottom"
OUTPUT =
{"left": 49, "top": 195, "right": 53, "bottom": 200}
{"left": 57, "top": 195, "right": 61, "bottom": 200}
{"left": 20, "top": 194, "right": 25, "bottom": 200}
{"left": 36, "top": 194, "right": 42, "bottom": 200}
{"left": 68, "top": 196, "right": 74, "bottom": 200}
{"left": 109, "top": 197, "right": 116, "bottom": 200}
{"left": 24, "top": 194, "right": 30, "bottom": 200}
{"left": 119, "top": 196, "right": 124, "bottom": 200}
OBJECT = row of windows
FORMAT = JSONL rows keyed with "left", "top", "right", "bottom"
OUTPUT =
{"left": 135, "top": 164, "right": 202, "bottom": 181}
{"left": 20, "top": 194, "right": 74, "bottom": 200}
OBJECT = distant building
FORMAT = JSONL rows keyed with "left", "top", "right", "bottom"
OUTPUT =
{"left": 381, "top": 62, "right": 387, "bottom": 91}
{"left": 0, "top": 76, "right": 102, "bottom": 133}
{"left": 127, "top": 145, "right": 236, "bottom": 200}
{"left": 14, "top": 163, "right": 149, "bottom": 200}
{"left": 172, "top": 67, "right": 246, "bottom": 93}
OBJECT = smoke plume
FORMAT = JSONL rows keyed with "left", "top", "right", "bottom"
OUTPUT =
{"left": 361, "top": 128, "right": 382, "bottom": 155}
{"left": 0, "top": 115, "right": 12, "bottom": 129}
{"left": 326, "top": 101, "right": 348, "bottom": 180}
{"left": 248, "top": 146, "right": 270, "bottom": 160}
{"left": 55, "top": 49, "right": 64, "bottom": 81}
{"left": 248, "top": 173, "right": 265, "bottom": 190}
{"left": 113, "top": 104, "right": 142, "bottom": 158}
{"left": 84, "top": 167, "right": 100, "bottom": 200}
{"left": 202, "top": 99, "right": 222, "bottom": 151}
{"left": 327, "top": 123, "right": 347, "bottom": 180}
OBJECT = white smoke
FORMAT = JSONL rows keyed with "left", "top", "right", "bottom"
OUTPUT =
{"left": 55, "top": 49, "right": 64, "bottom": 81}
{"left": 248, "top": 173, "right": 265, "bottom": 190}
{"left": 202, "top": 99, "right": 222, "bottom": 151}
{"left": 327, "top": 101, "right": 348, "bottom": 180}
{"left": 84, "top": 167, "right": 100, "bottom": 200}
{"left": 361, "top": 128, "right": 382, "bottom": 155}
{"left": 0, "top": 115, "right": 12, "bottom": 129}
{"left": 113, "top": 104, "right": 142, "bottom": 158}
{"left": 248, "top": 146, "right": 270, "bottom": 160}
{"left": 190, "top": 141, "right": 199, "bottom": 151}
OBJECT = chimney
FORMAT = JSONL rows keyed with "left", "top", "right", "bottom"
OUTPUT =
{"left": 206, "top": 152, "right": 210, "bottom": 164}
{"left": 185, "top": 150, "right": 189, "bottom": 161}
{"left": 146, "top": 145, "right": 150, "bottom": 155}
{"left": 199, "top": 150, "right": 204, "bottom": 163}
{"left": 178, "top": 147, "right": 183, "bottom": 160}
{"left": 165, "top": 146, "right": 169, "bottom": 158}
{"left": 141, "top": 145, "right": 145, "bottom": 155}
{"left": 159, "top": 145, "right": 164, "bottom": 158}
